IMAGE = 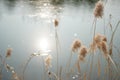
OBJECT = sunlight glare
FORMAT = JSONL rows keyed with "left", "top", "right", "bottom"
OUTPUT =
{"left": 39, "top": 38, "right": 49, "bottom": 51}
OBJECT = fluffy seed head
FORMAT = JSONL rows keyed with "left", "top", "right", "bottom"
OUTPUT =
{"left": 79, "top": 46, "right": 88, "bottom": 57}
{"left": 45, "top": 55, "right": 52, "bottom": 68}
{"left": 94, "top": 33, "right": 103, "bottom": 44}
{"left": 6, "top": 48, "right": 12, "bottom": 58}
{"left": 94, "top": 33, "right": 107, "bottom": 48}
{"left": 54, "top": 19, "right": 59, "bottom": 27}
{"left": 78, "top": 45, "right": 87, "bottom": 61}
{"left": 102, "top": 36, "right": 107, "bottom": 42}
{"left": 71, "top": 39, "right": 82, "bottom": 53}
{"left": 94, "top": 1, "right": 104, "bottom": 18}
{"left": 100, "top": 41, "right": 108, "bottom": 56}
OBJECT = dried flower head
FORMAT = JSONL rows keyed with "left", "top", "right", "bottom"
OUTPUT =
{"left": 6, "top": 48, "right": 12, "bottom": 58}
{"left": 54, "top": 19, "right": 59, "bottom": 27}
{"left": 102, "top": 36, "right": 107, "bottom": 42}
{"left": 12, "top": 71, "right": 19, "bottom": 80}
{"left": 94, "top": 33, "right": 107, "bottom": 48}
{"left": 45, "top": 55, "right": 52, "bottom": 68}
{"left": 94, "top": 33, "right": 103, "bottom": 44}
{"left": 71, "top": 39, "right": 82, "bottom": 53}
{"left": 78, "top": 45, "right": 88, "bottom": 61}
{"left": 94, "top": 0, "right": 104, "bottom": 18}
{"left": 79, "top": 46, "right": 88, "bottom": 57}
{"left": 99, "top": 41, "right": 108, "bottom": 56}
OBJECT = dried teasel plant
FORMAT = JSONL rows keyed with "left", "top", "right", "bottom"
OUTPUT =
{"left": 65, "top": 39, "right": 82, "bottom": 73}
{"left": 78, "top": 45, "right": 88, "bottom": 62}
{"left": 99, "top": 41, "right": 108, "bottom": 57}
{"left": 71, "top": 39, "right": 82, "bottom": 53}
{"left": 6, "top": 64, "right": 20, "bottom": 80}
{"left": 0, "top": 48, "right": 14, "bottom": 79}
{"left": 92, "top": 0, "right": 104, "bottom": 43}
{"left": 6, "top": 48, "right": 12, "bottom": 58}
{"left": 76, "top": 45, "right": 88, "bottom": 74}
{"left": 44, "top": 55, "right": 52, "bottom": 69}
{"left": 89, "top": 33, "right": 107, "bottom": 79}
{"left": 109, "top": 20, "right": 120, "bottom": 55}
{"left": 99, "top": 41, "right": 118, "bottom": 73}
{"left": 94, "top": 33, "right": 107, "bottom": 48}
{"left": 97, "top": 56, "right": 101, "bottom": 78}
{"left": 76, "top": 60, "right": 81, "bottom": 73}
{"left": 22, "top": 50, "right": 50, "bottom": 80}
{"left": 94, "top": 0, "right": 104, "bottom": 18}
{"left": 53, "top": 18, "right": 60, "bottom": 79}
{"left": 54, "top": 19, "right": 59, "bottom": 27}
{"left": 94, "top": 33, "right": 107, "bottom": 44}
{"left": 89, "top": 41, "right": 97, "bottom": 53}
{"left": 6, "top": 64, "right": 14, "bottom": 72}
{"left": 89, "top": 33, "right": 107, "bottom": 53}
{"left": 93, "top": 33, "right": 118, "bottom": 71}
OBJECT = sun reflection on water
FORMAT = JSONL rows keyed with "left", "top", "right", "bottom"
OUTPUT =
{"left": 39, "top": 38, "right": 49, "bottom": 51}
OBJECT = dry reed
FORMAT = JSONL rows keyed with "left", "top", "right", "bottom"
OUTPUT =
{"left": 89, "top": 41, "right": 97, "bottom": 53}
{"left": 94, "top": 0, "right": 104, "bottom": 18}
{"left": 97, "top": 56, "right": 101, "bottom": 78}
{"left": 54, "top": 19, "right": 59, "bottom": 79}
{"left": 6, "top": 64, "right": 20, "bottom": 80}
{"left": 92, "top": 0, "right": 104, "bottom": 50}
{"left": 66, "top": 39, "right": 82, "bottom": 74}
{"left": 76, "top": 60, "right": 81, "bottom": 73}
{"left": 109, "top": 20, "right": 120, "bottom": 55}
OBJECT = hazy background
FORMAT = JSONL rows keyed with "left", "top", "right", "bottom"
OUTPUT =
{"left": 0, "top": 0, "right": 120, "bottom": 80}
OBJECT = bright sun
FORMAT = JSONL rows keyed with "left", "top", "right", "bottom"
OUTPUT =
{"left": 39, "top": 38, "right": 49, "bottom": 51}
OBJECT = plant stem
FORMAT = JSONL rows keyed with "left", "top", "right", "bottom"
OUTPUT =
{"left": 55, "top": 29, "right": 59, "bottom": 80}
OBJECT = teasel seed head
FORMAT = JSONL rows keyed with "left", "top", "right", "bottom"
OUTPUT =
{"left": 94, "top": 0, "right": 104, "bottom": 18}
{"left": 54, "top": 19, "right": 59, "bottom": 27}
{"left": 79, "top": 45, "right": 88, "bottom": 57}
{"left": 78, "top": 45, "right": 88, "bottom": 61}
{"left": 45, "top": 55, "right": 52, "bottom": 68}
{"left": 6, "top": 48, "right": 12, "bottom": 58}
{"left": 71, "top": 39, "right": 82, "bottom": 53}
{"left": 100, "top": 41, "right": 108, "bottom": 56}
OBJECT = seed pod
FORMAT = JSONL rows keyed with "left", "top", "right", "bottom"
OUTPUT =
{"left": 54, "top": 19, "right": 59, "bottom": 27}
{"left": 71, "top": 39, "right": 82, "bottom": 53}
{"left": 94, "top": 1, "right": 104, "bottom": 18}
{"left": 6, "top": 48, "right": 12, "bottom": 58}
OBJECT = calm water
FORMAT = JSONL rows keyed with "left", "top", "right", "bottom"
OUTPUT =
{"left": 0, "top": 0, "right": 120, "bottom": 80}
